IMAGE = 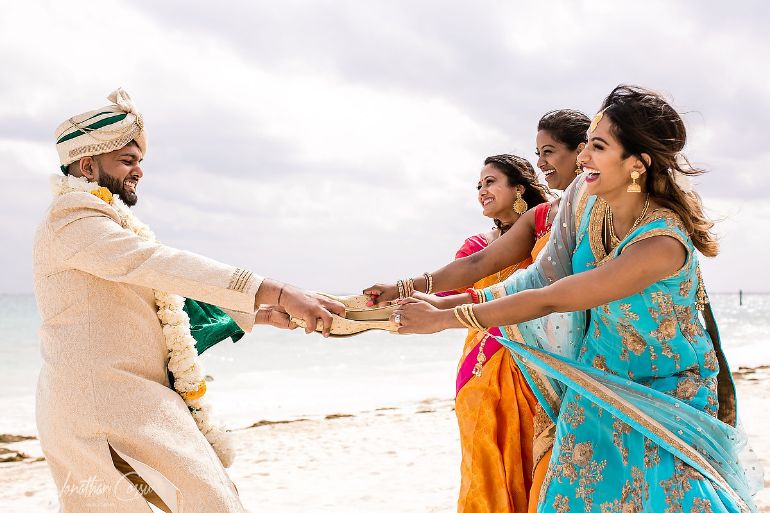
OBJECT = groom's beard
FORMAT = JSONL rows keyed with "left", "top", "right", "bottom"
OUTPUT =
{"left": 96, "top": 162, "right": 138, "bottom": 207}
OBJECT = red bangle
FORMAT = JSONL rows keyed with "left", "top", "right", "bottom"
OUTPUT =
{"left": 466, "top": 288, "right": 479, "bottom": 304}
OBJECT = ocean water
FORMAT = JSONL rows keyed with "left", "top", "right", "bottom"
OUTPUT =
{"left": 1, "top": 293, "right": 768, "bottom": 435}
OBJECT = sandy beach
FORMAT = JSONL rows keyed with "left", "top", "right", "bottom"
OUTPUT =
{"left": 1, "top": 367, "right": 768, "bottom": 513}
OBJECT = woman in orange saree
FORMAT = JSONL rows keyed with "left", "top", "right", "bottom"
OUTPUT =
{"left": 448, "top": 200, "right": 552, "bottom": 513}
{"left": 418, "top": 154, "right": 551, "bottom": 513}
{"left": 364, "top": 111, "right": 590, "bottom": 512}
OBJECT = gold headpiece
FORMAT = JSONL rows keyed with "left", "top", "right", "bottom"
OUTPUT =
{"left": 589, "top": 108, "right": 608, "bottom": 133}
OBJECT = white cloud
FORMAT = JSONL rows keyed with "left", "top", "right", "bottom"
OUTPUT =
{"left": 1, "top": 0, "right": 769, "bottom": 293}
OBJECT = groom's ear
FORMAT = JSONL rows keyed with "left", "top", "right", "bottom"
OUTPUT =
{"left": 79, "top": 157, "right": 97, "bottom": 180}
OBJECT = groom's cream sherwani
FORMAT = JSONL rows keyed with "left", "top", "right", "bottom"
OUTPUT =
{"left": 33, "top": 191, "right": 261, "bottom": 512}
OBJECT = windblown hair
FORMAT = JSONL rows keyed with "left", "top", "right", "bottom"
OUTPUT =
{"left": 600, "top": 85, "right": 718, "bottom": 257}
{"left": 484, "top": 154, "right": 550, "bottom": 232}
{"left": 537, "top": 109, "right": 591, "bottom": 150}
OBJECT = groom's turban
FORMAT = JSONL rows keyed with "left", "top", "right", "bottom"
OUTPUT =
{"left": 55, "top": 88, "right": 147, "bottom": 174}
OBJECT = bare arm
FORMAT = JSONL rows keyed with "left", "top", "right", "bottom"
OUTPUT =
{"left": 365, "top": 205, "right": 540, "bottom": 304}
{"left": 396, "top": 235, "right": 687, "bottom": 333}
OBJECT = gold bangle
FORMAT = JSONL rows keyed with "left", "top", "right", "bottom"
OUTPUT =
{"left": 422, "top": 272, "right": 433, "bottom": 294}
{"left": 465, "top": 304, "right": 484, "bottom": 332}
{"left": 462, "top": 304, "right": 486, "bottom": 332}
{"left": 473, "top": 288, "right": 487, "bottom": 304}
{"left": 453, "top": 306, "right": 475, "bottom": 330}
{"left": 397, "top": 280, "right": 406, "bottom": 299}
{"left": 456, "top": 305, "right": 475, "bottom": 331}
{"left": 405, "top": 278, "right": 415, "bottom": 297}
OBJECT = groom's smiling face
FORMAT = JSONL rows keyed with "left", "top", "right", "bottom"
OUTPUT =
{"left": 88, "top": 141, "right": 144, "bottom": 207}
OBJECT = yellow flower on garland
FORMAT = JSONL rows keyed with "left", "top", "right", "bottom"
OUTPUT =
{"left": 182, "top": 380, "right": 207, "bottom": 401}
{"left": 90, "top": 187, "right": 114, "bottom": 204}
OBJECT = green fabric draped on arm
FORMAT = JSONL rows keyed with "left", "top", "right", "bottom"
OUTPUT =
{"left": 183, "top": 298, "right": 245, "bottom": 355}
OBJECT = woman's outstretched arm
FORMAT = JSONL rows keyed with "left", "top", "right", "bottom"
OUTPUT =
{"left": 364, "top": 206, "right": 539, "bottom": 304}
{"left": 395, "top": 234, "right": 686, "bottom": 334}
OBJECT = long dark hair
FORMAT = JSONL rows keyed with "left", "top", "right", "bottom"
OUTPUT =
{"left": 537, "top": 109, "right": 591, "bottom": 150}
{"left": 599, "top": 85, "right": 718, "bottom": 257}
{"left": 484, "top": 154, "right": 550, "bottom": 231}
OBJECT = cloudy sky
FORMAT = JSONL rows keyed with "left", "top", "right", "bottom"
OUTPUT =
{"left": 1, "top": 0, "right": 768, "bottom": 294}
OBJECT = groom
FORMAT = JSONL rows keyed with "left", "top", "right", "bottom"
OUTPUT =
{"left": 33, "top": 88, "right": 344, "bottom": 512}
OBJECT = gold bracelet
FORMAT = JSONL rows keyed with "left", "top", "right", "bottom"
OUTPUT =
{"left": 456, "top": 305, "right": 475, "bottom": 331}
{"left": 453, "top": 306, "right": 475, "bottom": 330}
{"left": 462, "top": 304, "right": 486, "bottom": 332}
{"left": 397, "top": 280, "right": 406, "bottom": 299}
{"left": 405, "top": 277, "right": 415, "bottom": 297}
{"left": 422, "top": 272, "right": 433, "bottom": 294}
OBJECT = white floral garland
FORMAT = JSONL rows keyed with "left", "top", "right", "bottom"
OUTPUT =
{"left": 50, "top": 174, "right": 235, "bottom": 467}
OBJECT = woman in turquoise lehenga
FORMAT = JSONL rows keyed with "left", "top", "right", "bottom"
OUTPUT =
{"left": 392, "top": 85, "right": 763, "bottom": 513}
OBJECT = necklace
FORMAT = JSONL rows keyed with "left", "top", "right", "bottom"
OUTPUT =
{"left": 603, "top": 194, "right": 650, "bottom": 251}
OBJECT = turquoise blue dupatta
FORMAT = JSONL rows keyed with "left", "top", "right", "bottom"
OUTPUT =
{"left": 481, "top": 176, "right": 762, "bottom": 513}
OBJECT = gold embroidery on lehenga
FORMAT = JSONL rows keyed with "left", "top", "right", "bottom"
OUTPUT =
{"left": 691, "top": 497, "right": 714, "bottom": 513}
{"left": 576, "top": 457, "right": 607, "bottom": 512}
{"left": 592, "top": 355, "right": 610, "bottom": 373}
{"left": 652, "top": 317, "right": 678, "bottom": 343}
{"left": 599, "top": 466, "right": 649, "bottom": 513}
{"left": 554, "top": 494, "right": 571, "bottom": 513}
{"left": 644, "top": 437, "right": 661, "bottom": 468}
{"left": 553, "top": 434, "right": 580, "bottom": 483}
{"left": 572, "top": 441, "right": 594, "bottom": 467}
{"left": 674, "top": 377, "right": 700, "bottom": 401}
{"left": 553, "top": 431, "right": 607, "bottom": 512}
{"left": 617, "top": 320, "right": 646, "bottom": 361}
{"left": 516, "top": 345, "right": 745, "bottom": 512}
{"left": 703, "top": 350, "right": 718, "bottom": 372}
{"left": 695, "top": 266, "right": 710, "bottom": 311}
{"left": 674, "top": 304, "right": 704, "bottom": 343}
{"left": 563, "top": 400, "right": 586, "bottom": 428}
{"left": 659, "top": 459, "right": 707, "bottom": 513}
{"left": 620, "top": 303, "right": 639, "bottom": 321}
{"left": 660, "top": 340, "right": 682, "bottom": 370}
{"left": 649, "top": 292, "right": 677, "bottom": 342}
{"left": 612, "top": 418, "right": 632, "bottom": 464}
{"left": 593, "top": 320, "right": 601, "bottom": 338}
{"left": 679, "top": 278, "right": 693, "bottom": 297}
{"left": 649, "top": 345, "right": 659, "bottom": 374}
{"left": 704, "top": 378, "right": 720, "bottom": 417}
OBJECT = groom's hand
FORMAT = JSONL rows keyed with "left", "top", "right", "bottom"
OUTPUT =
{"left": 256, "top": 305, "right": 295, "bottom": 329}
{"left": 279, "top": 285, "right": 346, "bottom": 337}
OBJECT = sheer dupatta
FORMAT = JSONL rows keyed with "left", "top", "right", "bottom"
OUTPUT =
{"left": 481, "top": 176, "right": 762, "bottom": 512}
{"left": 482, "top": 176, "right": 588, "bottom": 424}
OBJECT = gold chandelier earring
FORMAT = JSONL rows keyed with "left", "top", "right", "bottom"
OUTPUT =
{"left": 575, "top": 158, "right": 582, "bottom": 175}
{"left": 627, "top": 171, "right": 641, "bottom": 193}
{"left": 513, "top": 190, "right": 528, "bottom": 214}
